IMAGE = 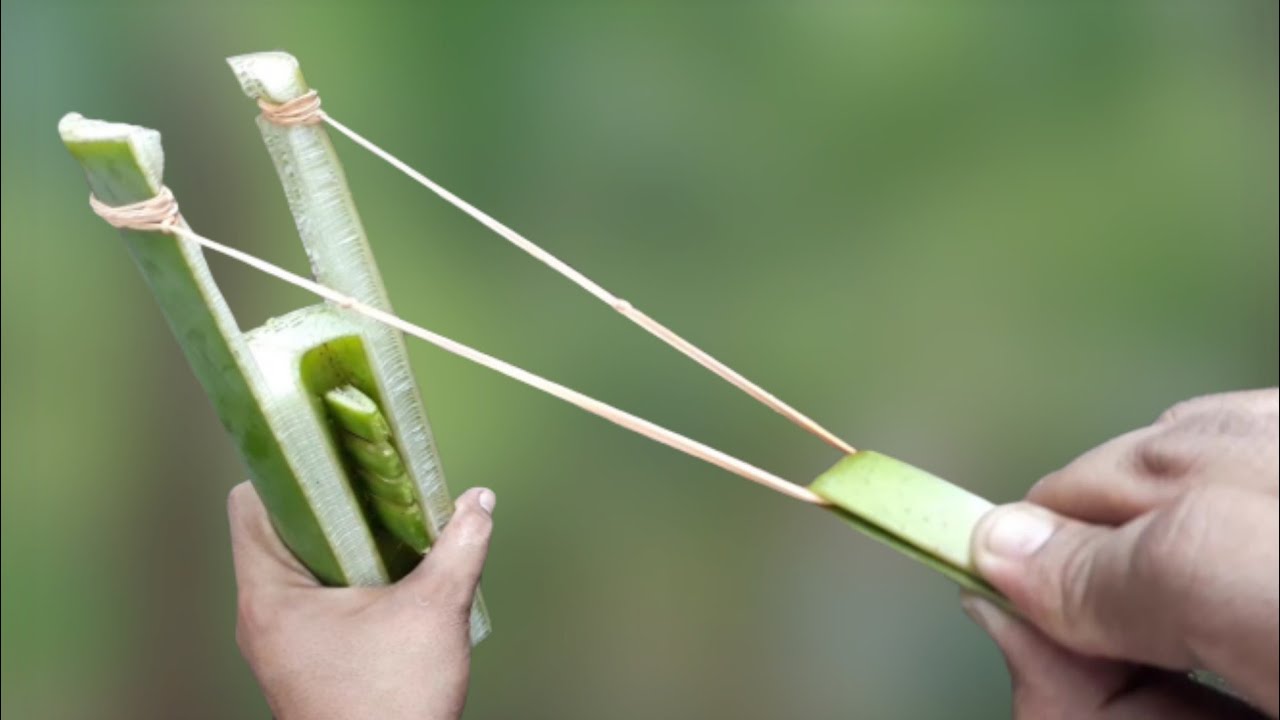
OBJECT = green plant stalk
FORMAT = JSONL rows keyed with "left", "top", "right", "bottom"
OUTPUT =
{"left": 61, "top": 114, "right": 489, "bottom": 642}
{"left": 226, "top": 52, "right": 489, "bottom": 643}
{"left": 59, "top": 115, "right": 359, "bottom": 586}
{"left": 810, "top": 452, "right": 1008, "bottom": 607}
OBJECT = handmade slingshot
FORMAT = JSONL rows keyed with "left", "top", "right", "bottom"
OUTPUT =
{"left": 62, "top": 51, "right": 1004, "bottom": 645}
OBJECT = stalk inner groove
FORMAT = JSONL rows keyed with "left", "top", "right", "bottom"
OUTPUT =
{"left": 299, "top": 336, "right": 432, "bottom": 574}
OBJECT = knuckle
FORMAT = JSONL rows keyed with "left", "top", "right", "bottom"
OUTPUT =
{"left": 1132, "top": 431, "right": 1198, "bottom": 480}
{"left": 451, "top": 509, "right": 493, "bottom": 546}
{"left": 1135, "top": 406, "right": 1273, "bottom": 482}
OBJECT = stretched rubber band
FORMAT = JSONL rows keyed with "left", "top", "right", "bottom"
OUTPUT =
{"left": 258, "top": 91, "right": 856, "bottom": 455}
{"left": 89, "top": 189, "right": 831, "bottom": 506}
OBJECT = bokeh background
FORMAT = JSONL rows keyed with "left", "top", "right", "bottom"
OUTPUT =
{"left": 2, "top": 2, "right": 1276, "bottom": 718}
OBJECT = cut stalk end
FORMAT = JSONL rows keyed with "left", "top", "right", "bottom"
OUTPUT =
{"left": 59, "top": 113, "right": 165, "bottom": 203}
{"left": 228, "top": 51, "right": 491, "bottom": 644}
{"left": 226, "top": 51, "right": 307, "bottom": 103}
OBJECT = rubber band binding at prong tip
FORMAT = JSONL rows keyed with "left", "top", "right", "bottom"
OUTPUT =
{"left": 89, "top": 187, "right": 182, "bottom": 233}
{"left": 258, "top": 89, "right": 326, "bottom": 127}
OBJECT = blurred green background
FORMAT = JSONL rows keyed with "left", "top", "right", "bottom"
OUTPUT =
{"left": 2, "top": 2, "right": 1276, "bottom": 718}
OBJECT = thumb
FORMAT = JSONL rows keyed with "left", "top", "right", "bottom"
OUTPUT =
{"left": 971, "top": 499, "right": 1200, "bottom": 668}
{"left": 973, "top": 488, "right": 1279, "bottom": 715}
{"left": 397, "top": 487, "right": 495, "bottom": 614}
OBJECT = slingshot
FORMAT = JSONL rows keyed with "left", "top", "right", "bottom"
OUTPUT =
{"left": 62, "top": 52, "right": 1004, "bottom": 644}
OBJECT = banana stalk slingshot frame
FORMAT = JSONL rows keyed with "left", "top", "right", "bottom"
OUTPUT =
{"left": 63, "top": 52, "right": 1016, "bottom": 648}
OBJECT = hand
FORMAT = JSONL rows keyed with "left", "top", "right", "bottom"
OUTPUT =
{"left": 964, "top": 389, "right": 1278, "bottom": 719}
{"left": 228, "top": 482, "right": 496, "bottom": 720}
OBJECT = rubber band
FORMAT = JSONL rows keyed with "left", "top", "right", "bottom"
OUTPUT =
{"left": 257, "top": 91, "right": 856, "bottom": 455}
{"left": 89, "top": 189, "right": 831, "bottom": 506}
{"left": 258, "top": 90, "right": 324, "bottom": 126}
{"left": 90, "top": 187, "right": 181, "bottom": 232}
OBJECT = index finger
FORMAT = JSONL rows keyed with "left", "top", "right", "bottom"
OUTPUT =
{"left": 1026, "top": 427, "right": 1163, "bottom": 524}
{"left": 1029, "top": 393, "right": 1279, "bottom": 524}
{"left": 227, "top": 481, "right": 318, "bottom": 592}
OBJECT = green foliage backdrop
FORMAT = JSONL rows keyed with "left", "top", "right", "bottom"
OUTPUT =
{"left": 2, "top": 2, "right": 1276, "bottom": 718}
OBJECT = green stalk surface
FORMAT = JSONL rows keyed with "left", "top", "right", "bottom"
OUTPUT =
{"left": 59, "top": 114, "right": 352, "bottom": 584}
{"left": 228, "top": 52, "right": 489, "bottom": 644}
{"left": 811, "top": 452, "right": 1007, "bottom": 607}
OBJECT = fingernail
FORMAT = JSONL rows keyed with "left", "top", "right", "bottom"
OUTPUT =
{"left": 477, "top": 489, "right": 496, "bottom": 514}
{"left": 960, "top": 594, "right": 1008, "bottom": 633}
{"left": 981, "top": 505, "right": 1055, "bottom": 559}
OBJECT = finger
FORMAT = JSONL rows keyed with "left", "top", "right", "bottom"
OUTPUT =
{"left": 1030, "top": 402, "right": 1278, "bottom": 524}
{"left": 972, "top": 490, "right": 1279, "bottom": 708}
{"left": 1101, "top": 673, "right": 1268, "bottom": 720}
{"left": 961, "top": 593, "right": 1134, "bottom": 718}
{"left": 397, "top": 487, "right": 495, "bottom": 613}
{"left": 1028, "top": 427, "right": 1161, "bottom": 524}
{"left": 963, "top": 595, "right": 1266, "bottom": 720}
{"left": 227, "top": 481, "right": 317, "bottom": 592}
